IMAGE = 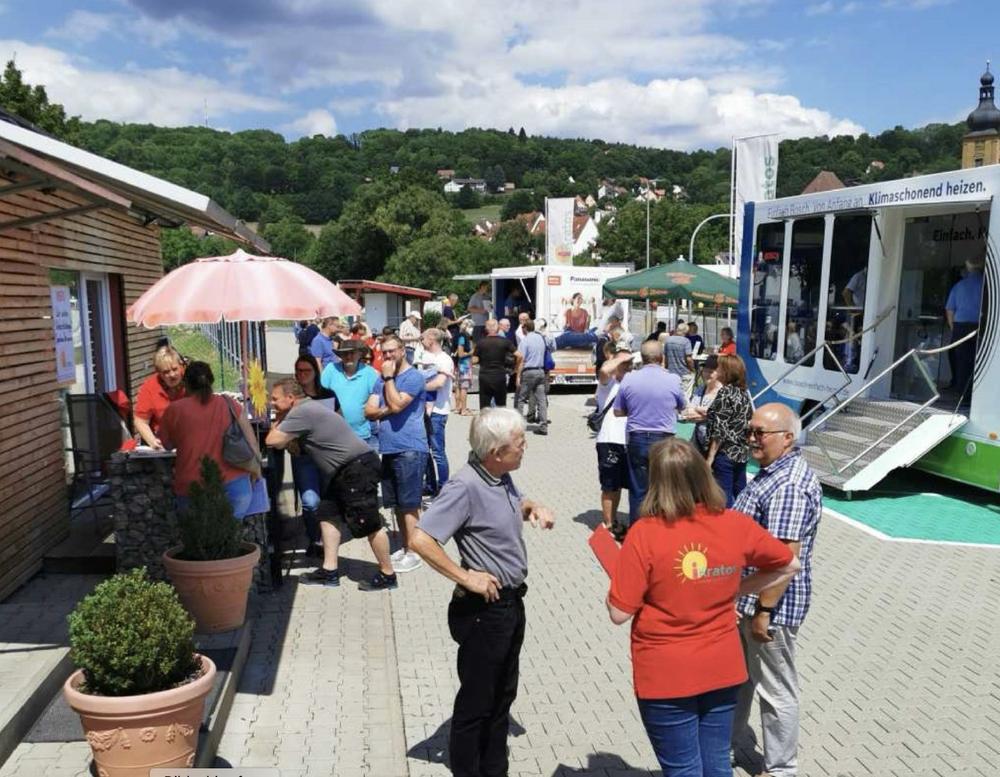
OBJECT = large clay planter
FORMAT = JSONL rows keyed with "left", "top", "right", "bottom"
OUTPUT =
{"left": 162, "top": 542, "right": 260, "bottom": 633}
{"left": 64, "top": 654, "right": 216, "bottom": 777}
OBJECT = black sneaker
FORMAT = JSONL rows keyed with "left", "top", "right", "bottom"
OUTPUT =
{"left": 359, "top": 572, "right": 399, "bottom": 591}
{"left": 533, "top": 427, "right": 548, "bottom": 436}
{"left": 300, "top": 567, "right": 340, "bottom": 587}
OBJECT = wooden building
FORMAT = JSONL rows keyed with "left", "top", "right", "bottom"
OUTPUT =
{"left": 0, "top": 111, "right": 267, "bottom": 599}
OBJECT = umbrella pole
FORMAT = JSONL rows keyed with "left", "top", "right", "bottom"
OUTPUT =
{"left": 219, "top": 316, "right": 226, "bottom": 392}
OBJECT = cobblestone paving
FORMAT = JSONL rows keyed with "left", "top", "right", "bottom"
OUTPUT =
{"left": 11, "top": 390, "right": 1000, "bottom": 776}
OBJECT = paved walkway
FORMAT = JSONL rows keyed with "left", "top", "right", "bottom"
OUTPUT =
{"left": 5, "top": 391, "right": 1000, "bottom": 776}
{"left": 214, "top": 391, "right": 1000, "bottom": 777}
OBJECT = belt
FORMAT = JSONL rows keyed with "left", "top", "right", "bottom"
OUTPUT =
{"left": 452, "top": 581, "right": 527, "bottom": 603}
{"left": 628, "top": 430, "right": 673, "bottom": 438}
{"left": 522, "top": 367, "right": 544, "bottom": 372}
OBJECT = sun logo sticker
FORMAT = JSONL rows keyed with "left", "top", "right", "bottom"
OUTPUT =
{"left": 675, "top": 544, "right": 709, "bottom": 582}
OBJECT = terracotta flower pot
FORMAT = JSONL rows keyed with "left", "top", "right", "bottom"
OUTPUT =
{"left": 64, "top": 654, "right": 216, "bottom": 777}
{"left": 162, "top": 542, "right": 261, "bottom": 633}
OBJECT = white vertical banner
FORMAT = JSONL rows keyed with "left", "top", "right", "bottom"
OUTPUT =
{"left": 545, "top": 197, "right": 575, "bottom": 266}
{"left": 50, "top": 286, "right": 76, "bottom": 383}
{"left": 733, "top": 134, "right": 779, "bottom": 267}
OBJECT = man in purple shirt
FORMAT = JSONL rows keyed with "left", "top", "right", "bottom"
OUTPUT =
{"left": 613, "top": 339, "right": 687, "bottom": 528}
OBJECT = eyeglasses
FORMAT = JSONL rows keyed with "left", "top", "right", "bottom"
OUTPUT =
{"left": 746, "top": 428, "right": 788, "bottom": 439}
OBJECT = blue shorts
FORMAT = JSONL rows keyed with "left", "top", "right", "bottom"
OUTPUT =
{"left": 380, "top": 450, "right": 426, "bottom": 511}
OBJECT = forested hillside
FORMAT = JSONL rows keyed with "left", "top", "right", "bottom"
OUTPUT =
{"left": 0, "top": 60, "right": 967, "bottom": 294}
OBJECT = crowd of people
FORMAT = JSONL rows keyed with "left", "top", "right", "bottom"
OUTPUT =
{"left": 136, "top": 296, "right": 821, "bottom": 777}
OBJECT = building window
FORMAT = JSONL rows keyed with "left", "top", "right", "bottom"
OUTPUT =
{"left": 785, "top": 218, "right": 825, "bottom": 367}
{"left": 750, "top": 222, "right": 785, "bottom": 361}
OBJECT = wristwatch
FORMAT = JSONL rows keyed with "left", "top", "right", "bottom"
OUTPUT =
{"left": 755, "top": 603, "right": 775, "bottom": 616}
{"left": 385, "top": 375, "right": 395, "bottom": 381}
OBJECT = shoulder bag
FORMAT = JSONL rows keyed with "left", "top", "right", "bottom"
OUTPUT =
{"left": 586, "top": 385, "right": 618, "bottom": 433}
{"left": 222, "top": 397, "right": 262, "bottom": 475}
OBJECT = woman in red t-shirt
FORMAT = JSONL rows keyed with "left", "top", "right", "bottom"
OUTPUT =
{"left": 133, "top": 345, "right": 186, "bottom": 448}
{"left": 159, "top": 362, "right": 260, "bottom": 518}
{"left": 717, "top": 326, "right": 737, "bottom": 356}
{"left": 607, "top": 438, "right": 799, "bottom": 776}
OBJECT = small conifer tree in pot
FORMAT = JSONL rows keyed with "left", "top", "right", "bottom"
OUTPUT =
{"left": 162, "top": 457, "right": 261, "bottom": 633}
{"left": 63, "top": 568, "right": 217, "bottom": 777}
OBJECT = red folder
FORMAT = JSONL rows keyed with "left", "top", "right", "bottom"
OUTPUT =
{"left": 589, "top": 524, "right": 620, "bottom": 577}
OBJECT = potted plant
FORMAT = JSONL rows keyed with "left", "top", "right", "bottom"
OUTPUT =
{"left": 63, "top": 568, "right": 217, "bottom": 777}
{"left": 162, "top": 457, "right": 261, "bottom": 633}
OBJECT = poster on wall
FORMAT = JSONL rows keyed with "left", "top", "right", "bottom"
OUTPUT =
{"left": 545, "top": 197, "right": 575, "bottom": 266}
{"left": 50, "top": 286, "right": 75, "bottom": 383}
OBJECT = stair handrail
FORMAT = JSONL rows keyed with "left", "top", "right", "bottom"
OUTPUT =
{"left": 751, "top": 305, "right": 896, "bottom": 405}
{"left": 808, "top": 328, "right": 976, "bottom": 477}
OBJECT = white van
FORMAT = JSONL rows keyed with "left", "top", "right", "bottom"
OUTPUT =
{"left": 455, "top": 264, "right": 632, "bottom": 385}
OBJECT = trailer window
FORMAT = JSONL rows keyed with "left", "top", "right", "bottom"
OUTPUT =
{"left": 824, "top": 215, "right": 872, "bottom": 373}
{"left": 750, "top": 222, "right": 785, "bottom": 361}
{"left": 785, "top": 218, "right": 825, "bottom": 366}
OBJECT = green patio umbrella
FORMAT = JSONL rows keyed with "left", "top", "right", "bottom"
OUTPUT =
{"left": 603, "top": 260, "right": 738, "bottom": 305}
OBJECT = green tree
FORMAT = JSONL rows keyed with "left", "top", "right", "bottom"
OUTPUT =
{"left": 160, "top": 227, "right": 238, "bottom": 271}
{"left": 0, "top": 60, "right": 80, "bottom": 140}
{"left": 262, "top": 216, "right": 315, "bottom": 262}
{"left": 455, "top": 184, "right": 480, "bottom": 209}
{"left": 381, "top": 234, "right": 509, "bottom": 293}
{"left": 500, "top": 189, "right": 538, "bottom": 220}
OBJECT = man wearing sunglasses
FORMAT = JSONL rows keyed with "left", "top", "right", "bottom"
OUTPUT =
{"left": 731, "top": 403, "right": 822, "bottom": 777}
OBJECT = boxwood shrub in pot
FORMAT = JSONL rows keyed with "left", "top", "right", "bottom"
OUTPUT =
{"left": 63, "top": 568, "right": 217, "bottom": 777}
{"left": 162, "top": 456, "right": 260, "bottom": 633}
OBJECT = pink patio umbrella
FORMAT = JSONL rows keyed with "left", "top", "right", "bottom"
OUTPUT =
{"left": 127, "top": 248, "right": 361, "bottom": 327}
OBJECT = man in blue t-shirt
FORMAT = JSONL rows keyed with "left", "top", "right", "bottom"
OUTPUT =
{"left": 320, "top": 339, "right": 379, "bottom": 449}
{"left": 364, "top": 334, "right": 429, "bottom": 574}
{"left": 945, "top": 258, "right": 985, "bottom": 403}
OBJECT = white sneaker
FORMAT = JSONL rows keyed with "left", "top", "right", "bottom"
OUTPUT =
{"left": 393, "top": 551, "right": 423, "bottom": 573}
{"left": 390, "top": 548, "right": 407, "bottom": 562}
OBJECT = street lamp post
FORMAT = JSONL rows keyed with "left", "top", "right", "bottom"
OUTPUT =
{"left": 645, "top": 196, "right": 651, "bottom": 269}
{"left": 688, "top": 213, "right": 733, "bottom": 266}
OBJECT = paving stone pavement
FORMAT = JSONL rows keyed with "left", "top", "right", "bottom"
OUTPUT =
{"left": 10, "top": 392, "right": 1000, "bottom": 776}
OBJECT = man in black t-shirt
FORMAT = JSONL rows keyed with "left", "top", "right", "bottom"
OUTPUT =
{"left": 474, "top": 319, "right": 521, "bottom": 409}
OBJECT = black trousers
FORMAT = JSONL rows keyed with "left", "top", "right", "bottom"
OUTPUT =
{"left": 447, "top": 592, "right": 526, "bottom": 777}
{"left": 478, "top": 371, "right": 508, "bottom": 408}
{"left": 950, "top": 322, "right": 978, "bottom": 403}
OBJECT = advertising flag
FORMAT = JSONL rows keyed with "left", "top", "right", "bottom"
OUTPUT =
{"left": 545, "top": 197, "right": 575, "bottom": 266}
{"left": 733, "top": 134, "right": 779, "bottom": 268}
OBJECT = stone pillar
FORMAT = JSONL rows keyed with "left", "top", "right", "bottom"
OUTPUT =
{"left": 109, "top": 451, "right": 180, "bottom": 580}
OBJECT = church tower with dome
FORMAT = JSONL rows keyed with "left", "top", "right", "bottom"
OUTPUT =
{"left": 962, "top": 62, "right": 1000, "bottom": 168}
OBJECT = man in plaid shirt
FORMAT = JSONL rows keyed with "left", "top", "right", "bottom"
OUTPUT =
{"left": 732, "top": 403, "right": 822, "bottom": 777}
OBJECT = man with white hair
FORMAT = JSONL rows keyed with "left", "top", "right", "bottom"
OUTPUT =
{"left": 732, "top": 402, "right": 822, "bottom": 777}
{"left": 514, "top": 318, "right": 550, "bottom": 435}
{"left": 410, "top": 409, "right": 554, "bottom": 777}
{"left": 399, "top": 309, "right": 423, "bottom": 364}
{"left": 664, "top": 321, "right": 695, "bottom": 398}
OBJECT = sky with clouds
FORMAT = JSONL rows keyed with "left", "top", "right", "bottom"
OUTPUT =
{"left": 0, "top": 0, "right": 996, "bottom": 150}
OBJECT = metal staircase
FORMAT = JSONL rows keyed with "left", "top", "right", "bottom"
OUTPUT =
{"left": 752, "top": 308, "right": 974, "bottom": 495}
{"left": 799, "top": 398, "right": 966, "bottom": 493}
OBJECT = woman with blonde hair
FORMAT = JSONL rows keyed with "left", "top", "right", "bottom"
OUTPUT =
{"left": 606, "top": 437, "right": 800, "bottom": 776}
{"left": 133, "top": 344, "right": 186, "bottom": 449}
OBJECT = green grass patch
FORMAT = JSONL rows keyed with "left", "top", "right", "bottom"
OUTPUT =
{"left": 462, "top": 204, "right": 503, "bottom": 224}
{"left": 166, "top": 326, "right": 242, "bottom": 390}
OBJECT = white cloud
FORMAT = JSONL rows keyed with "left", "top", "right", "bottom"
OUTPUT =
{"left": 805, "top": 1, "right": 835, "bottom": 15}
{"left": 283, "top": 108, "right": 338, "bottom": 138}
{"left": 377, "top": 75, "right": 863, "bottom": 150}
{"left": 46, "top": 11, "right": 116, "bottom": 43}
{"left": 0, "top": 40, "right": 287, "bottom": 125}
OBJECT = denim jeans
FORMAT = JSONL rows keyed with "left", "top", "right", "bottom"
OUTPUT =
{"left": 176, "top": 473, "right": 252, "bottom": 520}
{"left": 424, "top": 413, "right": 449, "bottom": 496}
{"left": 711, "top": 451, "right": 747, "bottom": 508}
{"left": 626, "top": 431, "right": 672, "bottom": 525}
{"left": 290, "top": 453, "right": 322, "bottom": 543}
{"left": 380, "top": 449, "right": 426, "bottom": 510}
{"left": 637, "top": 685, "right": 739, "bottom": 777}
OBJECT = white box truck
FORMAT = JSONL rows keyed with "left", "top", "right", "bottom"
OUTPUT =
{"left": 455, "top": 264, "right": 632, "bottom": 385}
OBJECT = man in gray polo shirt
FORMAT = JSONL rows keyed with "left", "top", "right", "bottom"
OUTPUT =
{"left": 410, "top": 408, "right": 554, "bottom": 777}
{"left": 266, "top": 378, "right": 397, "bottom": 591}
{"left": 664, "top": 322, "right": 695, "bottom": 398}
{"left": 515, "top": 318, "right": 550, "bottom": 435}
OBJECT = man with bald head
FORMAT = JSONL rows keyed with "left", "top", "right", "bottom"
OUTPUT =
{"left": 612, "top": 339, "right": 687, "bottom": 528}
{"left": 731, "top": 402, "right": 821, "bottom": 777}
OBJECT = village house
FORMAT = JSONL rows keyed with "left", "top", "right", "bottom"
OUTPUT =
{"left": 0, "top": 109, "right": 266, "bottom": 599}
{"left": 443, "top": 178, "right": 487, "bottom": 194}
